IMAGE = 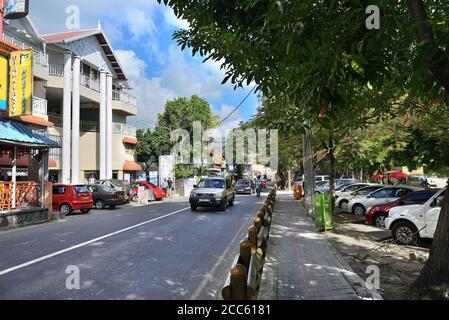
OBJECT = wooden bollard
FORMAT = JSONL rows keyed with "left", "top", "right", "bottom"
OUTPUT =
{"left": 254, "top": 216, "right": 263, "bottom": 232}
{"left": 240, "top": 239, "right": 252, "bottom": 268}
{"left": 230, "top": 264, "right": 247, "bottom": 300}
{"left": 248, "top": 226, "right": 258, "bottom": 253}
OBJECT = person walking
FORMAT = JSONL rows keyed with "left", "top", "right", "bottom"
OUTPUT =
{"left": 167, "top": 178, "right": 174, "bottom": 199}
{"left": 255, "top": 177, "right": 262, "bottom": 198}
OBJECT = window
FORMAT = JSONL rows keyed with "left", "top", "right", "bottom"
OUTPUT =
{"left": 371, "top": 188, "right": 395, "bottom": 198}
{"left": 403, "top": 191, "right": 437, "bottom": 203}
{"left": 198, "top": 179, "right": 225, "bottom": 189}
{"left": 395, "top": 189, "right": 411, "bottom": 198}
{"left": 52, "top": 186, "right": 66, "bottom": 195}
{"left": 74, "top": 186, "right": 89, "bottom": 194}
{"left": 344, "top": 185, "right": 361, "bottom": 192}
{"left": 356, "top": 186, "right": 381, "bottom": 195}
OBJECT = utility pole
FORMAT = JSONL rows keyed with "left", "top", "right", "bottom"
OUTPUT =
{"left": 303, "top": 120, "right": 314, "bottom": 217}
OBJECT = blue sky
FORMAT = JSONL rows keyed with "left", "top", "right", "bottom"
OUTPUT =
{"left": 29, "top": 0, "right": 259, "bottom": 130}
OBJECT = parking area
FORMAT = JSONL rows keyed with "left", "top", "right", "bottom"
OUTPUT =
{"left": 325, "top": 208, "right": 431, "bottom": 300}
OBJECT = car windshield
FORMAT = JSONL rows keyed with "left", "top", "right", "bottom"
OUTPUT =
{"left": 236, "top": 180, "right": 251, "bottom": 186}
{"left": 198, "top": 179, "right": 225, "bottom": 189}
{"left": 110, "top": 180, "right": 124, "bottom": 187}
{"left": 98, "top": 185, "right": 115, "bottom": 193}
{"left": 74, "top": 186, "right": 89, "bottom": 194}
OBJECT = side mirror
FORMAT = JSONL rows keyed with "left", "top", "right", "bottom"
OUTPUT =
{"left": 193, "top": 185, "right": 197, "bottom": 189}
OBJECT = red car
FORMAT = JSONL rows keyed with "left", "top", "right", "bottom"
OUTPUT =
{"left": 132, "top": 181, "right": 166, "bottom": 201}
{"left": 52, "top": 184, "right": 93, "bottom": 215}
{"left": 365, "top": 189, "right": 439, "bottom": 227}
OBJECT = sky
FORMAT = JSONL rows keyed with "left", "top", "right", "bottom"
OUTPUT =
{"left": 28, "top": 0, "right": 260, "bottom": 131}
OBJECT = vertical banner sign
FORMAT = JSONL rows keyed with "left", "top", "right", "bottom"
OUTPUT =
{"left": 0, "top": 56, "right": 8, "bottom": 111}
{"left": 9, "top": 50, "right": 33, "bottom": 117}
{"left": 3, "top": 0, "right": 30, "bottom": 19}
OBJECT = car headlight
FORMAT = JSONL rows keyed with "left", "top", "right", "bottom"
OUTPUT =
{"left": 215, "top": 194, "right": 222, "bottom": 200}
{"left": 190, "top": 193, "right": 197, "bottom": 198}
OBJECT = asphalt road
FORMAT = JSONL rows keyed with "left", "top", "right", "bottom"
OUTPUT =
{"left": 0, "top": 193, "right": 267, "bottom": 300}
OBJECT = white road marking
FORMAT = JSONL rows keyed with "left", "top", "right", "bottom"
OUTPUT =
{"left": 0, "top": 207, "right": 190, "bottom": 277}
{"left": 189, "top": 215, "right": 250, "bottom": 300}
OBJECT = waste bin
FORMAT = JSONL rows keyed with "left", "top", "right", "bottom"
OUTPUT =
{"left": 148, "top": 189, "right": 155, "bottom": 202}
{"left": 314, "top": 194, "right": 333, "bottom": 231}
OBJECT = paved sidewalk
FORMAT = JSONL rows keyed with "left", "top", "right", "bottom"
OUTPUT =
{"left": 258, "top": 192, "right": 383, "bottom": 300}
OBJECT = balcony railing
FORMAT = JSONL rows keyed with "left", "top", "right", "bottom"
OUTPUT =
{"left": 1, "top": 33, "right": 49, "bottom": 67}
{"left": 80, "top": 74, "right": 101, "bottom": 92}
{"left": 32, "top": 96, "right": 48, "bottom": 117}
{"left": 113, "top": 123, "right": 137, "bottom": 137}
{"left": 48, "top": 134, "right": 62, "bottom": 163}
{"left": 48, "top": 113, "right": 63, "bottom": 127}
{"left": 49, "top": 64, "right": 64, "bottom": 77}
{"left": 113, "top": 90, "right": 137, "bottom": 106}
{"left": 80, "top": 121, "right": 100, "bottom": 132}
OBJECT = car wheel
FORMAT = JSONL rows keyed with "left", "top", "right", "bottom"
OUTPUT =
{"left": 81, "top": 209, "right": 91, "bottom": 214}
{"left": 60, "top": 204, "right": 72, "bottom": 215}
{"left": 190, "top": 204, "right": 197, "bottom": 212}
{"left": 392, "top": 221, "right": 419, "bottom": 245}
{"left": 131, "top": 194, "right": 138, "bottom": 202}
{"left": 95, "top": 200, "right": 106, "bottom": 210}
{"left": 352, "top": 204, "right": 366, "bottom": 216}
{"left": 373, "top": 213, "right": 387, "bottom": 228}
{"left": 220, "top": 199, "right": 227, "bottom": 211}
{"left": 339, "top": 200, "right": 349, "bottom": 211}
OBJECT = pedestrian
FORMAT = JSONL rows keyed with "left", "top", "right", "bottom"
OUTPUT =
{"left": 255, "top": 178, "right": 262, "bottom": 198}
{"left": 161, "top": 179, "right": 169, "bottom": 198}
{"left": 167, "top": 178, "right": 174, "bottom": 199}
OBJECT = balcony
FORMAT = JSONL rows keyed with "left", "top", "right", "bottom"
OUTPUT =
{"left": 113, "top": 123, "right": 137, "bottom": 137}
{"left": 113, "top": 90, "right": 137, "bottom": 106}
{"left": 80, "top": 74, "right": 100, "bottom": 92}
{"left": 32, "top": 97, "right": 48, "bottom": 118}
{"left": 49, "top": 64, "right": 64, "bottom": 77}
{"left": 1, "top": 33, "right": 49, "bottom": 67}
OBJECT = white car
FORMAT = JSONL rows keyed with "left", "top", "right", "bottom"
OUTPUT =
{"left": 337, "top": 184, "right": 384, "bottom": 211}
{"left": 347, "top": 186, "right": 421, "bottom": 216}
{"left": 385, "top": 188, "right": 446, "bottom": 245}
{"left": 335, "top": 183, "right": 375, "bottom": 210}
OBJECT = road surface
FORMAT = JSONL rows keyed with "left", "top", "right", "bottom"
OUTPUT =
{"left": 0, "top": 194, "right": 266, "bottom": 299}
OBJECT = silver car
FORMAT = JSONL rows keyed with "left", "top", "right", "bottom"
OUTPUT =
{"left": 189, "top": 177, "right": 236, "bottom": 211}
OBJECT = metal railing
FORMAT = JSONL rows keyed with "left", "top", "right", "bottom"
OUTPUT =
{"left": 80, "top": 74, "right": 101, "bottom": 92}
{"left": 222, "top": 188, "right": 277, "bottom": 300}
{"left": 49, "top": 64, "right": 64, "bottom": 77}
{"left": 80, "top": 121, "right": 100, "bottom": 132}
{"left": 1, "top": 33, "right": 49, "bottom": 66}
{"left": 32, "top": 96, "right": 47, "bottom": 117}
{"left": 113, "top": 90, "right": 137, "bottom": 106}
{"left": 48, "top": 113, "right": 63, "bottom": 127}
{"left": 49, "top": 135, "right": 62, "bottom": 163}
{"left": 113, "top": 123, "right": 137, "bottom": 137}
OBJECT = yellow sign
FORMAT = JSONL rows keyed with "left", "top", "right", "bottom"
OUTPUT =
{"left": 9, "top": 50, "right": 33, "bottom": 116}
{"left": 0, "top": 55, "right": 7, "bottom": 111}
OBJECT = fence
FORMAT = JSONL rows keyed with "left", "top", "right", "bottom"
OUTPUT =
{"left": 221, "top": 188, "right": 277, "bottom": 300}
{"left": 0, "top": 182, "right": 41, "bottom": 211}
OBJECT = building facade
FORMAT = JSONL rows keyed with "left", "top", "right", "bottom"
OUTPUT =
{"left": 2, "top": 17, "right": 141, "bottom": 185}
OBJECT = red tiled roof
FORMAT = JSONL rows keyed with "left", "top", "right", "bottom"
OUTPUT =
{"left": 41, "top": 29, "right": 98, "bottom": 43}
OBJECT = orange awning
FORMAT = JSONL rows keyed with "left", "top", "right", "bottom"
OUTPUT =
{"left": 49, "top": 159, "right": 58, "bottom": 168}
{"left": 122, "top": 137, "right": 138, "bottom": 145}
{"left": 17, "top": 116, "right": 54, "bottom": 128}
{"left": 123, "top": 161, "right": 143, "bottom": 171}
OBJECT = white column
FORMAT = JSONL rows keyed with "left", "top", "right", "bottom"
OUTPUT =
{"left": 71, "top": 56, "right": 81, "bottom": 184}
{"left": 62, "top": 51, "right": 72, "bottom": 184}
{"left": 99, "top": 70, "right": 107, "bottom": 180}
{"left": 106, "top": 73, "right": 113, "bottom": 179}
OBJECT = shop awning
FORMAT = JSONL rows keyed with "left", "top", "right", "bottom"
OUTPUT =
{"left": 123, "top": 161, "right": 143, "bottom": 171}
{"left": 122, "top": 137, "right": 138, "bottom": 145}
{"left": 17, "top": 115, "right": 54, "bottom": 128}
{"left": 0, "top": 119, "right": 59, "bottom": 148}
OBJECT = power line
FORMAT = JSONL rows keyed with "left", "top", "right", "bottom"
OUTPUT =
{"left": 217, "top": 85, "right": 257, "bottom": 127}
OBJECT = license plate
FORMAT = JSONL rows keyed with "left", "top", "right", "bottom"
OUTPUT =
{"left": 83, "top": 197, "right": 89, "bottom": 201}
{"left": 199, "top": 199, "right": 210, "bottom": 203}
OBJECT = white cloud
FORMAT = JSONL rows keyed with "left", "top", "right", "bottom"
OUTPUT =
{"left": 163, "top": 8, "right": 190, "bottom": 30}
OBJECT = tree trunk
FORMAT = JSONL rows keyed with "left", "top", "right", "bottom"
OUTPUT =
{"left": 328, "top": 134, "right": 336, "bottom": 201}
{"left": 406, "top": 0, "right": 449, "bottom": 299}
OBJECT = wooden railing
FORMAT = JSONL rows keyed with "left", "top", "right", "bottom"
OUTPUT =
{"left": 0, "top": 182, "right": 41, "bottom": 211}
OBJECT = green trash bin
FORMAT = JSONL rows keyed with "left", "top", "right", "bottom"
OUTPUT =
{"left": 314, "top": 194, "right": 333, "bottom": 231}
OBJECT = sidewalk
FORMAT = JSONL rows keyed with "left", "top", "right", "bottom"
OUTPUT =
{"left": 258, "top": 192, "right": 383, "bottom": 300}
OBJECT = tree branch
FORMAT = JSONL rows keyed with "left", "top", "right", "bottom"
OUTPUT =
{"left": 407, "top": 0, "right": 449, "bottom": 92}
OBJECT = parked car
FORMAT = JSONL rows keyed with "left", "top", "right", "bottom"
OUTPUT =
{"left": 132, "top": 181, "right": 165, "bottom": 201}
{"left": 86, "top": 184, "right": 126, "bottom": 209}
{"left": 52, "top": 184, "right": 93, "bottom": 215}
{"left": 365, "top": 189, "right": 439, "bottom": 227}
{"left": 334, "top": 183, "right": 373, "bottom": 210}
{"left": 385, "top": 188, "right": 446, "bottom": 245}
{"left": 97, "top": 179, "right": 132, "bottom": 202}
{"left": 189, "top": 177, "right": 236, "bottom": 211}
{"left": 315, "top": 175, "right": 330, "bottom": 183}
{"left": 235, "top": 179, "right": 255, "bottom": 194}
{"left": 347, "top": 185, "right": 422, "bottom": 216}
{"left": 314, "top": 179, "right": 359, "bottom": 195}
